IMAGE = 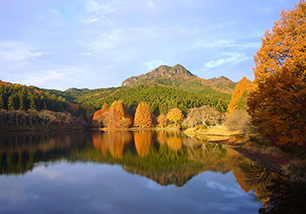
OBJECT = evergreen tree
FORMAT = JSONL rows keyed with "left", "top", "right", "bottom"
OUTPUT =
{"left": 0, "top": 95, "right": 4, "bottom": 109}
{"left": 8, "top": 94, "right": 19, "bottom": 111}
{"left": 29, "top": 94, "right": 37, "bottom": 110}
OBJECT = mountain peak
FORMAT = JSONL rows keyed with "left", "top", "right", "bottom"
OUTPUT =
{"left": 122, "top": 64, "right": 194, "bottom": 87}
{"left": 150, "top": 64, "right": 194, "bottom": 78}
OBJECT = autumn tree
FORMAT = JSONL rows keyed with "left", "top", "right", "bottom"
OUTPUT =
{"left": 109, "top": 100, "right": 125, "bottom": 121}
{"left": 183, "top": 105, "right": 221, "bottom": 128}
{"left": 93, "top": 101, "right": 132, "bottom": 128}
{"left": 248, "top": 1, "right": 306, "bottom": 147}
{"left": 166, "top": 108, "right": 184, "bottom": 127}
{"left": 134, "top": 102, "right": 152, "bottom": 128}
{"left": 157, "top": 114, "right": 167, "bottom": 127}
{"left": 225, "top": 109, "right": 252, "bottom": 134}
{"left": 92, "top": 109, "right": 103, "bottom": 128}
{"left": 101, "top": 102, "right": 109, "bottom": 113}
{"left": 227, "top": 77, "right": 251, "bottom": 114}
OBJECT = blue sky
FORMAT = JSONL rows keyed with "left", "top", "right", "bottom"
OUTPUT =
{"left": 0, "top": 0, "right": 298, "bottom": 90}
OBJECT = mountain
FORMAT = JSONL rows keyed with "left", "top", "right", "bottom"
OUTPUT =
{"left": 122, "top": 64, "right": 236, "bottom": 95}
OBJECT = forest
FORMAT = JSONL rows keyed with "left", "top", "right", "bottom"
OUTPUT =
{"left": 0, "top": 74, "right": 231, "bottom": 131}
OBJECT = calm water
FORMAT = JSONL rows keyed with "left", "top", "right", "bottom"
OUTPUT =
{"left": 0, "top": 131, "right": 305, "bottom": 214}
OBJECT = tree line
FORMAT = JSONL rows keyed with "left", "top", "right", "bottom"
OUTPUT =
{"left": 92, "top": 99, "right": 225, "bottom": 129}
{"left": 0, "top": 83, "right": 88, "bottom": 121}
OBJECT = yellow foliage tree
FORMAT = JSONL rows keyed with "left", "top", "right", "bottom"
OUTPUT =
{"left": 134, "top": 102, "right": 152, "bottom": 128}
{"left": 167, "top": 108, "right": 184, "bottom": 126}
{"left": 248, "top": 0, "right": 306, "bottom": 147}
{"left": 157, "top": 114, "right": 167, "bottom": 127}
{"left": 109, "top": 100, "right": 125, "bottom": 121}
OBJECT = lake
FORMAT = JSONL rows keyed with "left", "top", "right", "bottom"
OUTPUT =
{"left": 0, "top": 131, "right": 305, "bottom": 214}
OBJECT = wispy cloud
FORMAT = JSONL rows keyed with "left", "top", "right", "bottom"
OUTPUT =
{"left": 83, "top": 0, "right": 119, "bottom": 23}
{"left": 204, "top": 52, "right": 251, "bottom": 70}
{"left": 193, "top": 39, "right": 260, "bottom": 49}
{"left": 17, "top": 70, "right": 66, "bottom": 86}
{"left": 147, "top": 1, "right": 155, "bottom": 8}
{"left": 33, "top": 165, "right": 61, "bottom": 180}
{"left": 0, "top": 41, "right": 44, "bottom": 61}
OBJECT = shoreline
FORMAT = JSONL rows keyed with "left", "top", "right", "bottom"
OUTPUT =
{"left": 183, "top": 127, "right": 304, "bottom": 179}
{"left": 93, "top": 127, "right": 182, "bottom": 132}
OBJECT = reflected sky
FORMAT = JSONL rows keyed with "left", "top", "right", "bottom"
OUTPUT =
{"left": 0, "top": 160, "right": 261, "bottom": 214}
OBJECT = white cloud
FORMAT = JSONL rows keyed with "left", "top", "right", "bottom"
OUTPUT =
{"left": 83, "top": 0, "right": 119, "bottom": 23}
{"left": 0, "top": 41, "right": 44, "bottom": 61}
{"left": 204, "top": 52, "right": 251, "bottom": 69}
{"left": 33, "top": 165, "right": 61, "bottom": 180}
{"left": 73, "top": 52, "right": 92, "bottom": 56}
{"left": 193, "top": 39, "right": 259, "bottom": 49}
{"left": 85, "top": 0, "right": 102, "bottom": 14}
{"left": 19, "top": 70, "right": 66, "bottom": 86}
{"left": 147, "top": 1, "right": 155, "bottom": 8}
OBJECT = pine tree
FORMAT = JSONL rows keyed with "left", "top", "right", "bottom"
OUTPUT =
{"left": 0, "top": 95, "right": 4, "bottom": 109}
{"left": 8, "top": 94, "right": 18, "bottom": 111}
{"left": 29, "top": 95, "right": 36, "bottom": 110}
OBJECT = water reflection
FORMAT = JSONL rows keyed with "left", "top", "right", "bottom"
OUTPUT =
{"left": 134, "top": 131, "right": 152, "bottom": 157}
{"left": 0, "top": 131, "right": 305, "bottom": 213}
{"left": 93, "top": 131, "right": 132, "bottom": 159}
{"left": 0, "top": 132, "right": 91, "bottom": 175}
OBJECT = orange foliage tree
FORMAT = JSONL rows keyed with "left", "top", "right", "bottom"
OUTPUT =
{"left": 92, "top": 102, "right": 109, "bottom": 128}
{"left": 94, "top": 100, "right": 132, "bottom": 128}
{"left": 248, "top": 0, "right": 306, "bottom": 147}
{"left": 166, "top": 108, "right": 184, "bottom": 126}
{"left": 134, "top": 102, "right": 152, "bottom": 128}
{"left": 227, "top": 76, "right": 251, "bottom": 114}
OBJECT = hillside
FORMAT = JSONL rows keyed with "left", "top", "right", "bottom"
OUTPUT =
{"left": 0, "top": 80, "right": 87, "bottom": 118}
{"left": 68, "top": 83, "right": 229, "bottom": 114}
{"left": 122, "top": 64, "right": 236, "bottom": 95}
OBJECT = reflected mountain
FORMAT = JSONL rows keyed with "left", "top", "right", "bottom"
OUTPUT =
{"left": 0, "top": 131, "right": 305, "bottom": 213}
